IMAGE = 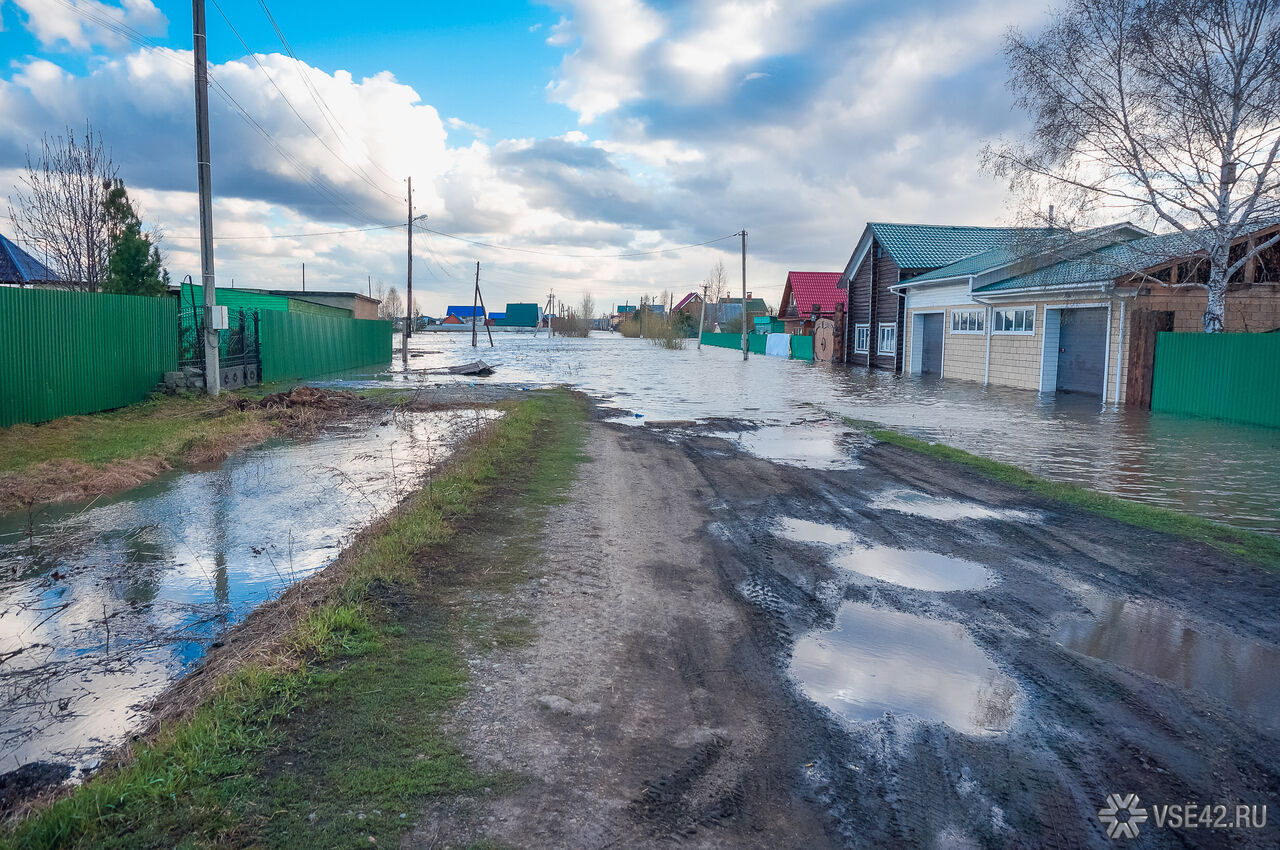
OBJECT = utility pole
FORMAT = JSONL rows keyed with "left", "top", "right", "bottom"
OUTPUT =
{"left": 301, "top": 262, "right": 305, "bottom": 292}
{"left": 697, "top": 282, "right": 709, "bottom": 349}
{"left": 740, "top": 230, "right": 748, "bottom": 361}
{"left": 473, "top": 261, "right": 494, "bottom": 348}
{"left": 367, "top": 275, "right": 371, "bottom": 297}
{"left": 192, "top": 0, "right": 220, "bottom": 395}
{"left": 403, "top": 176, "right": 412, "bottom": 362}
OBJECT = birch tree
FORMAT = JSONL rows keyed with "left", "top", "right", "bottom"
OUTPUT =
{"left": 7, "top": 125, "right": 118, "bottom": 291}
{"left": 987, "top": 0, "right": 1280, "bottom": 331}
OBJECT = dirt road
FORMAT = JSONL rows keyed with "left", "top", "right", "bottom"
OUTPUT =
{"left": 416, "top": 417, "right": 1280, "bottom": 848}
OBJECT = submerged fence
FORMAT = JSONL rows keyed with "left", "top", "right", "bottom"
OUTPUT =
{"left": 699, "top": 331, "right": 815, "bottom": 361}
{"left": 1151, "top": 331, "right": 1280, "bottom": 428}
{"left": 0, "top": 287, "right": 178, "bottom": 427}
{"left": 259, "top": 311, "right": 392, "bottom": 383}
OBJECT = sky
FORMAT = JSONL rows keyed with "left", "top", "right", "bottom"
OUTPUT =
{"left": 0, "top": 0, "right": 1050, "bottom": 315}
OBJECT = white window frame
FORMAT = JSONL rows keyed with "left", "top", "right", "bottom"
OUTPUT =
{"left": 877, "top": 322, "right": 897, "bottom": 355}
{"left": 992, "top": 307, "right": 1036, "bottom": 335}
{"left": 950, "top": 308, "right": 985, "bottom": 335}
{"left": 853, "top": 323, "right": 870, "bottom": 353}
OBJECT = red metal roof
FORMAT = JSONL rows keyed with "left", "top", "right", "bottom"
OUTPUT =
{"left": 674, "top": 291, "right": 700, "bottom": 311}
{"left": 783, "top": 272, "right": 845, "bottom": 315}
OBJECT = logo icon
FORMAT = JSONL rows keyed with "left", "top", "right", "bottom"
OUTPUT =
{"left": 1099, "top": 793, "right": 1149, "bottom": 839}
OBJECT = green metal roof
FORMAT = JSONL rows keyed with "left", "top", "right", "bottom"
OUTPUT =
{"left": 868, "top": 223, "right": 1048, "bottom": 271}
{"left": 974, "top": 231, "right": 1205, "bottom": 292}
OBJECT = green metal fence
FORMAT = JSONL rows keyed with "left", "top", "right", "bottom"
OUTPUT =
{"left": 790, "top": 335, "right": 814, "bottom": 361}
{"left": 259, "top": 310, "right": 392, "bottom": 383}
{"left": 0, "top": 287, "right": 178, "bottom": 427}
{"left": 1151, "top": 332, "right": 1280, "bottom": 428}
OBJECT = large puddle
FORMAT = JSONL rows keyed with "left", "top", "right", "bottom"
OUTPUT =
{"left": 790, "top": 602, "right": 1020, "bottom": 735}
{"left": 707, "top": 422, "right": 862, "bottom": 470}
{"left": 773, "top": 518, "right": 857, "bottom": 547}
{"left": 0, "top": 409, "right": 498, "bottom": 775}
{"left": 832, "top": 547, "right": 993, "bottom": 592}
{"left": 1056, "top": 594, "right": 1280, "bottom": 730}
{"left": 870, "top": 489, "right": 1038, "bottom": 524}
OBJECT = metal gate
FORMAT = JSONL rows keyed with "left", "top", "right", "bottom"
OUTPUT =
{"left": 179, "top": 304, "right": 261, "bottom": 388}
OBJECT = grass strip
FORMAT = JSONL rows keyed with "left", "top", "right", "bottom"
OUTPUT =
{"left": 846, "top": 418, "right": 1280, "bottom": 569}
{"left": 6, "top": 388, "right": 588, "bottom": 850}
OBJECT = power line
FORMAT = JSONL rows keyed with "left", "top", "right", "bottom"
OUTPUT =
{"left": 166, "top": 223, "right": 401, "bottom": 240}
{"left": 412, "top": 224, "right": 740, "bottom": 259}
{"left": 208, "top": 0, "right": 401, "bottom": 203}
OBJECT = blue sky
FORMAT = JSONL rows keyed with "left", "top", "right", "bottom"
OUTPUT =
{"left": 0, "top": 0, "right": 1048, "bottom": 312}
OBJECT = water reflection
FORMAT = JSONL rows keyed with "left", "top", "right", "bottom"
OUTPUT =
{"left": 790, "top": 602, "right": 1020, "bottom": 734}
{"left": 870, "top": 489, "right": 1038, "bottom": 524}
{"left": 831, "top": 548, "right": 993, "bottom": 592}
{"left": 326, "top": 333, "right": 1279, "bottom": 533}
{"left": 0, "top": 409, "right": 498, "bottom": 773}
{"left": 773, "top": 518, "right": 857, "bottom": 547}
{"left": 1057, "top": 595, "right": 1280, "bottom": 730}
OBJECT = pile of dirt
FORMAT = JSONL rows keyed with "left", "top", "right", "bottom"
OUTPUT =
{"left": 231, "top": 386, "right": 360, "bottom": 411}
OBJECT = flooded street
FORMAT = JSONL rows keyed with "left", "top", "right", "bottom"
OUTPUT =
{"left": 0, "top": 408, "right": 496, "bottom": 774}
{"left": 333, "top": 330, "right": 1278, "bottom": 534}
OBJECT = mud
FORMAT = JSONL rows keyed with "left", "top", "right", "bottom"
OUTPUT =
{"left": 426, "top": 416, "right": 1280, "bottom": 848}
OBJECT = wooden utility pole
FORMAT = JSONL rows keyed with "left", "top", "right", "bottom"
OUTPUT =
{"left": 301, "top": 262, "right": 306, "bottom": 291}
{"left": 740, "top": 230, "right": 748, "bottom": 361}
{"left": 472, "top": 261, "right": 494, "bottom": 348}
{"left": 192, "top": 0, "right": 220, "bottom": 395}
{"left": 697, "top": 282, "right": 709, "bottom": 349}
{"left": 367, "top": 275, "right": 371, "bottom": 297}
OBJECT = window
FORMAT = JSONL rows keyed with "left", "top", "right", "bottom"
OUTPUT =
{"left": 950, "top": 308, "right": 985, "bottom": 334}
{"left": 993, "top": 307, "right": 1036, "bottom": 334}
{"left": 878, "top": 323, "right": 897, "bottom": 355}
{"left": 853, "top": 323, "right": 869, "bottom": 353}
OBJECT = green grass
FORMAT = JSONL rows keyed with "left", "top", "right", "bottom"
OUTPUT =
{"left": 0, "top": 392, "right": 270, "bottom": 474}
{"left": 847, "top": 418, "right": 1280, "bottom": 569}
{"left": 5, "top": 389, "right": 589, "bottom": 850}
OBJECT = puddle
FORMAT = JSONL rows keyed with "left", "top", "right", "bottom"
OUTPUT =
{"left": 0, "top": 409, "right": 499, "bottom": 775}
{"left": 707, "top": 423, "right": 862, "bottom": 470}
{"left": 870, "top": 489, "right": 1037, "bottom": 523}
{"left": 831, "top": 547, "right": 993, "bottom": 591}
{"left": 773, "top": 518, "right": 857, "bottom": 547}
{"left": 1057, "top": 595, "right": 1280, "bottom": 729}
{"left": 790, "top": 602, "right": 1020, "bottom": 734}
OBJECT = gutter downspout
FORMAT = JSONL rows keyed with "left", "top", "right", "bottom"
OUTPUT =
{"left": 1114, "top": 293, "right": 1132, "bottom": 410}
{"left": 978, "top": 278, "right": 992, "bottom": 386}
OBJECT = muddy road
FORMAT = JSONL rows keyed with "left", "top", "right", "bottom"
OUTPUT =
{"left": 422, "top": 417, "right": 1280, "bottom": 849}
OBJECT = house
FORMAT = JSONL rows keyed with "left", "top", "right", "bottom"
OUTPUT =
{"left": 0, "top": 233, "right": 60, "bottom": 286}
{"left": 267, "top": 289, "right": 380, "bottom": 320}
{"left": 891, "top": 220, "right": 1280, "bottom": 405}
{"left": 674, "top": 292, "right": 703, "bottom": 319}
{"left": 840, "top": 224, "right": 1048, "bottom": 370}
{"left": 446, "top": 305, "right": 485, "bottom": 322}
{"left": 778, "top": 272, "right": 845, "bottom": 335}
{"left": 494, "top": 303, "right": 541, "bottom": 327}
{"left": 441, "top": 313, "right": 464, "bottom": 325}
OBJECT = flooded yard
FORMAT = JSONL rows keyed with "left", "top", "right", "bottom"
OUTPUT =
{"left": 332, "top": 331, "right": 1279, "bottom": 534}
{"left": 0, "top": 408, "right": 497, "bottom": 775}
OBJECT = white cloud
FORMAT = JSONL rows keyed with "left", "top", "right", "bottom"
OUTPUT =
{"left": 9, "top": 0, "right": 167, "bottom": 51}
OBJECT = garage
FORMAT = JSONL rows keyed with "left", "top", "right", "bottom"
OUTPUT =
{"left": 919, "top": 313, "right": 944, "bottom": 375}
{"left": 1055, "top": 307, "right": 1108, "bottom": 395}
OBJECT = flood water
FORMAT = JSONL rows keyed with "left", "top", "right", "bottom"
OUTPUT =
{"left": 331, "top": 331, "right": 1279, "bottom": 534}
{"left": 0, "top": 409, "right": 497, "bottom": 775}
{"left": 1056, "top": 593, "right": 1280, "bottom": 731}
{"left": 790, "top": 602, "right": 1020, "bottom": 735}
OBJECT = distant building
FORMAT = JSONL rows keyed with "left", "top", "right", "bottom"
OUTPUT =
{"left": 0, "top": 233, "right": 60, "bottom": 287}
{"left": 267, "top": 289, "right": 380, "bottom": 320}
{"left": 446, "top": 305, "right": 486, "bottom": 321}
{"left": 493, "top": 303, "right": 541, "bottom": 327}
{"left": 778, "top": 272, "right": 846, "bottom": 334}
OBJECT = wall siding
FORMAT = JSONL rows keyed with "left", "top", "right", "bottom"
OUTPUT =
{"left": 1151, "top": 332, "right": 1280, "bottom": 427}
{"left": 0, "top": 287, "right": 178, "bottom": 426}
{"left": 259, "top": 312, "right": 393, "bottom": 383}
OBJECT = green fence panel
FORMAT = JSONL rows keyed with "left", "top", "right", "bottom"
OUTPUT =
{"left": 0, "top": 287, "right": 178, "bottom": 427}
{"left": 259, "top": 311, "right": 392, "bottom": 383}
{"left": 698, "top": 331, "right": 768, "bottom": 354}
{"left": 749, "top": 334, "right": 767, "bottom": 355}
{"left": 790, "top": 335, "right": 814, "bottom": 361}
{"left": 1151, "top": 332, "right": 1280, "bottom": 428}
{"left": 286, "top": 297, "right": 353, "bottom": 319}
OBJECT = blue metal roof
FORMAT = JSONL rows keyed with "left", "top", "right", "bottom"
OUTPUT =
{"left": 0, "top": 233, "right": 59, "bottom": 284}
{"left": 867, "top": 223, "right": 1050, "bottom": 271}
{"left": 446, "top": 305, "right": 485, "bottom": 318}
